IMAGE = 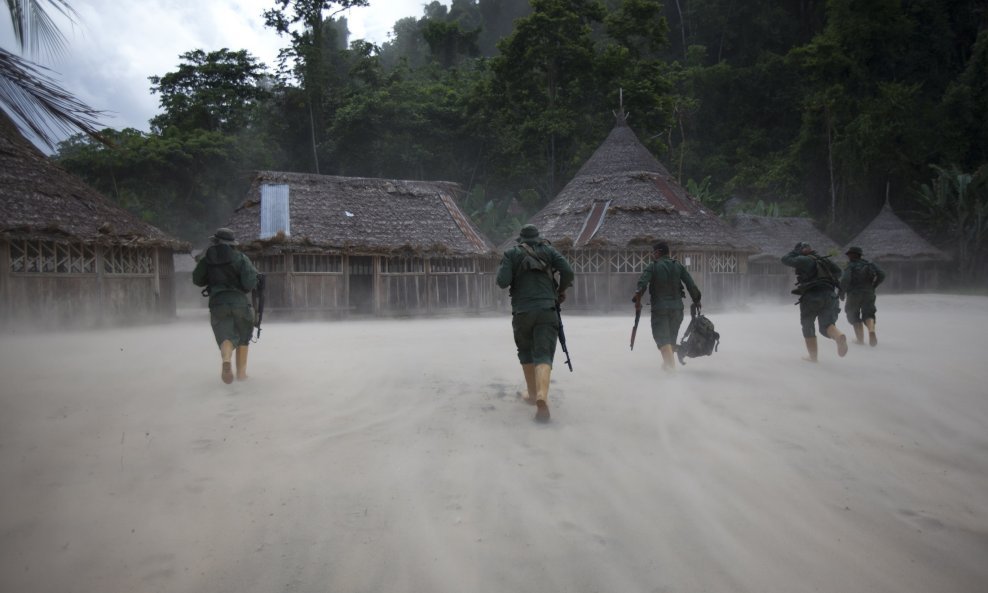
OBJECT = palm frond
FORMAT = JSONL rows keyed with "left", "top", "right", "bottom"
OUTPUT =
{"left": 0, "top": 48, "right": 106, "bottom": 148}
{"left": 6, "top": 0, "right": 79, "bottom": 58}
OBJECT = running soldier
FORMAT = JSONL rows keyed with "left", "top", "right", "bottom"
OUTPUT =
{"left": 193, "top": 228, "right": 259, "bottom": 383}
{"left": 839, "top": 246, "right": 886, "bottom": 346}
{"left": 782, "top": 242, "right": 848, "bottom": 361}
{"left": 496, "top": 224, "right": 574, "bottom": 422}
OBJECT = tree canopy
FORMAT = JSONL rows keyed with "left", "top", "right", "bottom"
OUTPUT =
{"left": 53, "top": 0, "right": 988, "bottom": 283}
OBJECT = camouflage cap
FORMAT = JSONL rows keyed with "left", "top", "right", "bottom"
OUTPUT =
{"left": 211, "top": 228, "right": 238, "bottom": 245}
{"left": 846, "top": 246, "right": 863, "bottom": 256}
{"left": 519, "top": 224, "right": 540, "bottom": 240}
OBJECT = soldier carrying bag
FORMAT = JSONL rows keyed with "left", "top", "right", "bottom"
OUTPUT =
{"left": 677, "top": 303, "right": 720, "bottom": 365}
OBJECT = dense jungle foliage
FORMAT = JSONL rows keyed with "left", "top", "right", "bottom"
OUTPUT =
{"left": 53, "top": 0, "right": 988, "bottom": 284}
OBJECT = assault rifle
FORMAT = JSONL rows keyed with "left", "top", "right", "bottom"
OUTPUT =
{"left": 251, "top": 273, "right": 266, "bottom": 341}
{"left": 556, "top": 303, "right": 572, "bottom": 372}
{"left": 630, "top": 292, "right": 642, "bottom": 350}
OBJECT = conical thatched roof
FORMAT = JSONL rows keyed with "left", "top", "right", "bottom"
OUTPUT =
{"left": 0, "top": 111, "right": 187, "bottom": 249}
{"left": 844, "top": 202, "right": 949, "bottom": 260}
{"left": 518, "top": 114, "right": 756, "bottom": 253}
{"left": 227, "top": 171, "right": 495, "bottom": 255}
{"left": 731, "top": 214, "right": 841, "bottom": 261}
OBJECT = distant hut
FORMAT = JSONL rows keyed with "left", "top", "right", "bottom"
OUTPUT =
{"left": 730, "top": 214, "right": 841, "bottom": 300}
{"left": 517, "top": 113, "right": 757, "bottom": 310}
{"left": 225, "top": 171, "right": 498, "bottom": 316}
{"left": 843, "top": 202, "right": 949, "bottom": 292}
{"left": 0, "top": 112, "right": 189, "bottom": 329}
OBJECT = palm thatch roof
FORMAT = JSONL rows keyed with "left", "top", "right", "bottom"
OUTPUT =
{"left": 518, "top": 114, "right": 756, "bottom": 253}
{"left": 0, "top": 111, "right": 187, "bottom": 249}
{"left": 730, "top": 214, "right": 841, "bottom": 262}
{"left": 227, "top": 171, "right": 495, "bottom": 256}
{"left": 844, "top": 202, "right": 949, "bottom": 261}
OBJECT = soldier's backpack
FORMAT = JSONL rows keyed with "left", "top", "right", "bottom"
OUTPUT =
{"left": 677, "top": 303, "right": 720, "bottom": 365}
{"left": 791, "top": 254, "right": 840, "bottom": 295}
{"left": 849, "top": 260, "right": 878, "bottom": 287}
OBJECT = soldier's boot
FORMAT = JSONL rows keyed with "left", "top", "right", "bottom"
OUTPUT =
{"left": 236, "top": 345, "right": 249, "bottom": 381}
{"left": 853, "top": 323, "right": 865, "bottom": 344}
{"left": 534, "top": 363, "right": 551, "bottom": 423}
{"left": 865, "top": 318, "right": 877, "bottom": 346}
{"left": 803, "top": 337, "right": 818, "bottom": 362}
{"left": 660, "top": 344, "right": 676, "bottom": 371}
{"left": 220, "top": 340, "right": 235, "bottom": 384}
{"left": 826, "top": 325, "right": 848, "bottom": 357}
{"left": 521, "top": 363, "right": 537, "bottom": 405}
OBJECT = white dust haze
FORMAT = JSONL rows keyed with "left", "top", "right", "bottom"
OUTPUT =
{"left": 1, "top": 294, "right": 987, "bottom": 593}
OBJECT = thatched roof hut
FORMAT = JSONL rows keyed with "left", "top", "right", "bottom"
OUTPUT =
{"left": 843, "top": 202, "right": 949, "bottom": 292}
{"left": 224, "top": 171, "right": 498, "bottom": 315}
{"left": 844, "top": 202, "right": 948, "bottom": 261}
{"left": 519, "top": 113, "right": 756, "bottom": 309}
{"left": 0, "top": 111, "right": 188, "bottom": 328}
{"left": 730, "top": 214, "right": 841, "bottom": 300}
{"left": 731, "top": 214, "right": 841, "bottom": 261}
{"left": 229, "top": 171, "right": 493, "bottom": 256}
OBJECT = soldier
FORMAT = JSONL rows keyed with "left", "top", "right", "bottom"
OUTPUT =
{"left": 193, "top": 228, "right": 259, "bottom": 384}
{"left": 632, "top": 241, "right": 701, "bottom": 372}
{"left": 839, "top": 246, "right": 886, "bottom": 346}
{"left": 496, "top": 224, "right": 574, "bottom": 423}
{"left": 782, "top": 241, "right": 848, "bottom": 361}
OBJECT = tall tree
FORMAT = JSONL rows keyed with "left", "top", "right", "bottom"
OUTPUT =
{"left": 56, "top": 127, "right": 255, "bottom": 241}
{"left": 263, "top": 0, "right": 368, "bottom": 172}
{"left": 913, "top": 163, "right": 988, "bottom": 282}
{"left": 938, "top": 29, "right": 988, "bottom": 171}
{"left": 482, "top": 0, "right": 608, "bottom": 201}
{"left": 148, "top": 49, "right": 271, "bottom": 135}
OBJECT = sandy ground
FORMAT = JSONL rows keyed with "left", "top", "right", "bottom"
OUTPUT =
{"left": 1, "top": 294, "right": 988, "bottom": 593}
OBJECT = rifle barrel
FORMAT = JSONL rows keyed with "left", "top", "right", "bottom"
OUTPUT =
{"left": 556, "top": 305, "right": 573, "bottom": 372}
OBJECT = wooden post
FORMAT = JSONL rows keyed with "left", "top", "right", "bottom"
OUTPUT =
{"left": 0, "top": 240, "right": 9, "bottom": 323}
{"left": 425, "top": 257, "right": 433, "bottom": 314}
{"left": 372, "top": 255, "right": 381, "bottom": 315}
{"left": 96, "top": 244, "right": 105, "bottom": 324}
{"left": 153, "top": 248, "right": 161, "bottom": 316}
{"left": 287, "top": 251, "right": 296, "bottom": 310}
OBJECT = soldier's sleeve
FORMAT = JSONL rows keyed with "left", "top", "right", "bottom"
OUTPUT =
{"left": 495, "top": 250, "right": 515, "bottom": 289}
{"left": 681, "top": 265, "right": 701, "bottom": 303}
{"left": 780, "top": 251, "right": 800, "bottom": 268}
{"left": 239, "top": 253, "right": 259, "bottom": 292}
{"left": 635, "top": 264, "right": 653, "bottom": 295}
{"left": 839, "top": 264, "right": 851, "bottom": 292}
{"left": 873, "top": 263, "right": 886, "bottom": 287}
{"left": 192, "top": 257, "right": 208, "bottom": 287}
{"left": 550, "top": 248, "right": 574, "bottom": 293}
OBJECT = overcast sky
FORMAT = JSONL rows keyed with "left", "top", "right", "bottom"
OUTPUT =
{"left": 1, "top": 0, "right": 444, "bottom": 138}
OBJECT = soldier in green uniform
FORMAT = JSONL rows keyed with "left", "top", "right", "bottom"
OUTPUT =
{"left": 193, "top": 228, "right": 259, "bottom": 384}
{"left": 496, "top": 224, "right": 574, "bottom": 422}
{"left": 781, "top": 241, "right": 848, "bottom": 361}
{"left": 632, "top": 241, "right": 701, "bottom": 371}
{"left": 839, "top": 246, "right": 886, "bottom": 346}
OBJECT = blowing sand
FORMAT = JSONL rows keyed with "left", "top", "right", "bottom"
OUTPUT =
{"left": 1, "top": 293, "right": 987, "bottom": 593}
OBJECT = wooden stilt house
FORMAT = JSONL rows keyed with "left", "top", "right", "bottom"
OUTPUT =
{"left": 0, "top": 112, "right": 189, "bottom": 329}
{"left": 224, "top": 171, "right": 498, "bottom": 316}
{"left": 730, "top": 214, "right": 841, "bottom": 300}
{"left": 843, "top": 202, "right": 949, "bottom": 292}
{"left": 518, "top": 113, "right": 757, "bottom": 310}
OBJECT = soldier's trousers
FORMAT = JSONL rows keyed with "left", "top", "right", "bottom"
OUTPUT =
{"left": 209, "top": 303, "right": 255, "bottom": 348}
{"left": 844, "top": 291, "right": 877, "bottom": 324}
{"left": 798, "top": 289, "right": 839, "bottom": 338}
{"left": 512, "top": 308, "right": 559, "bottom": 366}
{"left": 650, "top": 307, "right": 685, "bottom": 348}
